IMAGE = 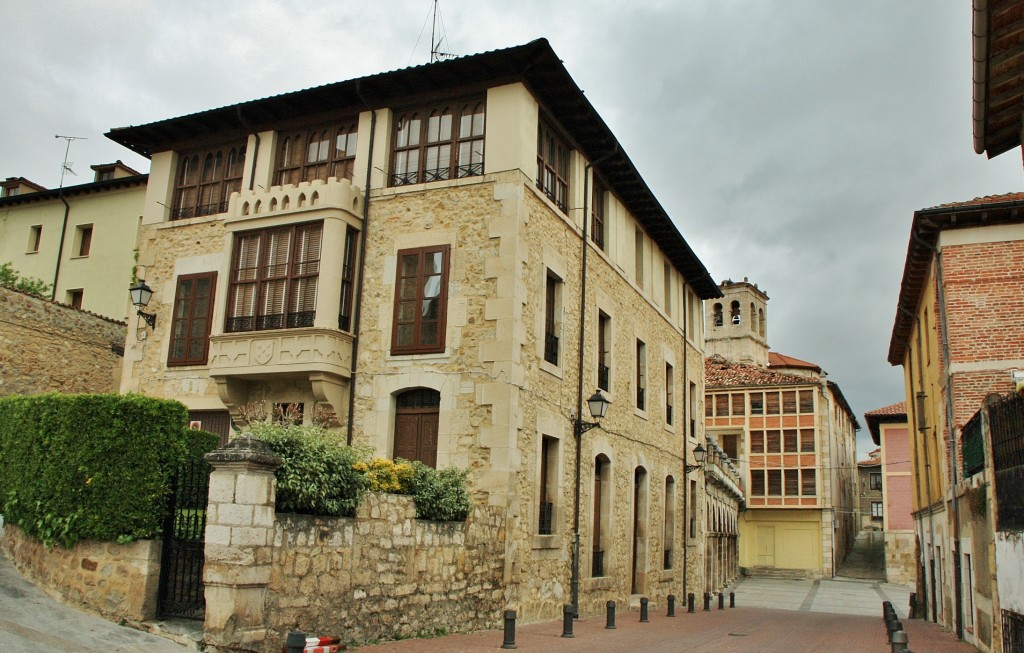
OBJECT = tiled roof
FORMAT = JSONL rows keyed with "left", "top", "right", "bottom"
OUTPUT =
{"left": 705, "top": 356, "right": 810, "bottom": 389}
{"left": 930, "top": 192, "right": 1024, "bottom": 209}
{"left": 865, "top": 401, "right": 906, "bottom": 417}
{"left": 972, "top": 0, "right": 1024, "bottom": 158}
{"left": 768, "top": 352, "right": 821, "bottom": 371}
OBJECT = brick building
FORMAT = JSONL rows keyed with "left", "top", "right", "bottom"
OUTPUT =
{"left": 705, "top": 279, "right": 858, "bottom": 580}
{"left": 864, "top": 402, "right": 915, "bottom": 586}
{"left": 104, "top": 39, "right": 722, "bottom": 628}
{"left": 856, "top": 448, "right": 883, "bottom": 531}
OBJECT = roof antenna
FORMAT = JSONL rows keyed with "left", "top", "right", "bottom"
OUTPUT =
{"left": 55, "top": 134, "right": 87, "bottom": 189}
{"left": 430, "top": 0, "right": 455, "bottom": 63}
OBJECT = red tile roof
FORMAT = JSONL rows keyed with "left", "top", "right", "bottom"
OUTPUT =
{"left": 865, "top": 401, "right": 906, "bottom": 417}
{"left": 930, "top": 192, "right": 1024, "bottom": 209}
{"left": 768, "top": 352, "right": 821, "bottom": 372}
{"left": 705, "top": 355, "right": 811, "bottom": 389}
{"left": 864, "top": 401, "right": 908, "bottom": 445}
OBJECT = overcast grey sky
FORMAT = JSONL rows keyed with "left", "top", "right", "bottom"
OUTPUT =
{"left": 2, "top": 1, "right": 1021, "bottom": 456}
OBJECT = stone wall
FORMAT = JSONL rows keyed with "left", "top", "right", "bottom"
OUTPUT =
{"left": 1, "top": 524, "right": 160, "bottom": 622}
{"left": 884, "top": 531, "right": 917, "bottom": 586}
{"left": 0, "top": 285, "right": 124, "bottom": 396}
{"left": 263, "top": 494, "right": 505, "bottom": 648}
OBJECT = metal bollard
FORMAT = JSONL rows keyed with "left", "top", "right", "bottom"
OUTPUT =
{"left": 730, "top": 591, "right": 736, "bottom": 608}
{"left": 502, "top": 609, "right": 517, "bottom": 649}
{"left": 703, "top": 592, "right": 711, "bottom": 611}
{"left": 562, "top": 604, "right": 574, "bottom": 638}
{"left": 891, "top": 629, "right": 908, "bottom": 653}
{"left": 687, "top": 592, "right": 695, "bottom": 613}
{"left": 640, "top": 596, "right": 649, "bottom": 623}
{"left": 882, "top": 600, "right": 892, "bottom": 618}
{"left": 886, "top": 618, "right": 903, "bottom": 644}
{"left": 667, "top": 594, "right": 676, "bottom": 617}
{"left": 285, "top": 631, "right": 307, "bottom": 653}
{"left": 606, "top": 600, "right": 617, "bottom": 629}
{"left": 718, "top": 592, "right": 725, "bottom": 610}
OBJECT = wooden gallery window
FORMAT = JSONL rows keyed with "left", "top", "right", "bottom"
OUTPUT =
{"left": 391, "top": 100, "right": 485, "bottom": 186}
{"left": 591, "top": 176, "right": 607, "bottom": 249}
{"left": 536, "top": 118, "right": 570, "bottom": 212}
{"left": 168, "top": 272, "right": 216, "bottom": 366}
{"left": 338, "top": 227, "right": 359, "bottom": 332}
{"left": 172, "top": 142, "right": 246, "bottom": 220}
{"left": 276, "top": 120, "right": 358, "bottom": 185}
{"left": 394, "top": 388, "right": 439, "bottom": 467}
{"left": 226, "top": 222, "right": 322, "bottom": 333}
{"left": 391, "top": 245, "right": 451, "bottom": 354}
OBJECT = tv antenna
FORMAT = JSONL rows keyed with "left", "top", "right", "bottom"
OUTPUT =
{"left": 55, "top": 134, "right": 87, "bottom": 189}
{"left": 429, "top": 0, "right": 455, "bottom": 63}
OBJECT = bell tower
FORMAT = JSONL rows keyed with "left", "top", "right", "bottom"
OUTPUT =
{"left": 704, "top": 278, "right": 769, "bottom": 366}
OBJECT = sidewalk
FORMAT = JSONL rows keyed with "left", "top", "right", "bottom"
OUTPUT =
{"left": 0, "top": 549, "right": 194, "bottom": 653}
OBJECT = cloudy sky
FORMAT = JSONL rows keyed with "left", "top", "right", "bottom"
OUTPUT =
{"left": 2, "top": 1, "right": 1021, "bottom": 456}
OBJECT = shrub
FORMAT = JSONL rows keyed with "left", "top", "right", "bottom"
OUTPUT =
{"left": 249, "top": 421, "right": 367, "bottom": 517}
{"left": 354, "top": 458, "right": 416, "bottom": 494}
{"left": 406, "top": 461, "right": 472, "bottom": 522}
{"left": 0, "top": 393, "right": 189, "bottom": 546}
{"left": 0, "top": 262, "right": 50, "bottom": 298}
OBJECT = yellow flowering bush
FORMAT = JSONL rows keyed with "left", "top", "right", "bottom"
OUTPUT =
{"left": 355, "top": 458, "right": 416, "bottom": 494}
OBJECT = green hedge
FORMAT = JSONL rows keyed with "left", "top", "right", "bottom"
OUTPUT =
{"left": 0, "top": 393, "right": 191, "bottom": 546}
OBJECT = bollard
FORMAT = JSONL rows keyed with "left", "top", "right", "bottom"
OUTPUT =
{"left": 909, "top": 594, "right": 917, "bottom": 619}
{"left": 886, "top": 618, "right": 902, "bottom": 644}
{"left": 667, "top": 594, "right": 676, "bottom": 617}
{"left": 561, "top": 604, "right": 575, "bottom": 638}
{"left": 730, "top": 591, "right": 736, "bottom": 608}
{"left": 703, "top": 592, "right": 711, "bottom": 611}
{"left": 606, "top": 600, "right": 617, "bottom": 629}
{"left": 718, "top": 592, "right": 725, "bottom": 610}
{"left": 882, "top": 600, "right": 892, "bottom": 618}
{"left": 891, "top": 629, "right": 908, "bottom": 653}
{"left": 640, "top": 596, "right": 650, "bottom": 623}
{"left": 502, "top": 609, "right": 517, "bottom": 649}
{"left": 285, "top": 631, "right": 307, "bottom": 653}
{"left": 687, "top": 592, "right": 695, "bottom": 613}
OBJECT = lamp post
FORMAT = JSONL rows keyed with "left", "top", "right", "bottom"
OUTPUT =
{"left": 570, "top": 389, "right": 610, "bottom": 617}
{"left": 129, "top": 280, "right": 157, "bottom": 328}
{"left": 682, "top": 442, "right": 707, "bottom": 606}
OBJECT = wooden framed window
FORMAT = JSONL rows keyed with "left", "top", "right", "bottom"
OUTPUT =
{"left": 782, "top": 391, "right": 797, "bottom": 414}
{"left": 799, "top": 389, "right": 814, "bottom": 413}
{"left": 536, "top": 118, "right": 570, "bottom": 212}
{"left": 391, "top": 244, "right": 451, "bottom": 354}
{"left": 801, "top": 468, "right": 816, "bottom": 496}
{"left": 539, "top": 435, "right": 558, "bottom": 535}
{"left": 665, "top": 363, "right": 674, "bottom": 426}
{"left": 715, "top": 394, "right": 729, "bottom": 416}
{"left": 750, "top": 392, "right": 764, "bottom": 415}
{"left": 767, "top": 469, "right": 782, "bottom": 496}
{"left": 172, "top": 142, "right": 246, "bottom": 220}
{"left": 276, "top": 121, "right": 357, "bottom": 186}
{"left": 750, "top": 469, "right": 765, "bottom": 496}
{"left": 591, "top": 176, "right": 606, "bottom": 249}
{"left": 784, "top": 469, "right": 800, "bottom": 496}
{"left": 766, "top": 430, "right": 782, "bottom": 453}
{"left": 226, "top": 222, "right": 322, "bottom": 333}
{"left": 391, "top": 100, "right": 484, "bottom": 186}
{"left": 784, "top": 429, "right": 799, "bottom": 453}
{"left": 394, "top": 388, "right": 439, "bottom": 467}
{"left": 66, "top": 289, "right": 83, "bottom": 310}
{"left": 800, "top": 429, "right": 816, "bottom": 452}
{"left": 544, "top": 271, "right": 562, "bottom": 365}
{"left": 592, "top": 454, "right": 610, "bottom": 576}
{"left": 597, "top": 311, "right": 611, "bottom": 391}
{"left": 28, "top": 225, "right": 42, "bottom": 253}
{"left": 751, "top": 430, "right": 765, "bottom": 454}
{"left": 76, "top": 224, "right": 93, "bottom": 257}
{"left": 338, "top": 227, "right": 359, "bottom": 331}
{"left": 731, "top": 393, "right": 745, "bottom": 415}
{"left": 635, "top": 339, "right": 647, "bottom": 410}
{"left": 765, "top": 392, "right": 780, "bottom": 415}
{"left": 169, "top": 272, "right": 216, "bottom": 367}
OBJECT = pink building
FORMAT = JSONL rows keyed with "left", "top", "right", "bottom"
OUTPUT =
{"left": 865, "top": 402, "right": 914, "bottom": 586}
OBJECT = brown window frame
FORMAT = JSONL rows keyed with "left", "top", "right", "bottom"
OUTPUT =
{"left": 338, "top": 227, "right": 359, "bottom": 332}
{"left": 391, "top": 99, "right": 485, "bottom": 187}
{"left": 591, "top": 176, "right": 607, "bottom": 249}
{"left": 536, "top": 117, "right": 570, "bottom": 212}
{"left": 544, "top": 271, "right": 561, "bottom": 366}
{"left": 28, "top": 225, "right": 42, "bottom": 253}
{"left": 172, "top": 142, "right": 246, "bottom": 220}
{"left": 76, "top": 224, "right": 93, "bottom": 257}
{"left": 225, "top": 221, "right": 322, "bottom": 333}
{"left": 597, "top": 311, "right": 611, "bottom": 391}
{"left": 394, "top": 388, "right": 440, "bottom": 467}
{"left": 390, "top": 244, "right": 451, "bottom": 355}
{"left": 275, "top": 120, "right": 358, "bottom": 186}
{"left": 67, "top": 289, "right": 83, "bottom": 310}
{"left": 168, "top": 271, "right": 217, "bottom": 367}
{"left": 635, "top": 339, "right": 647, "bottom": 410}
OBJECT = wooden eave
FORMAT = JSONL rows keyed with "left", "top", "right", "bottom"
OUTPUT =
{"left": 973, "top": 0, "right": 1024, "bottom": 158}
{"left": 0, "top": 174, "right": 148, "bottom": 208}
{"left": 105, "top": 39, "right": 720, "bottom": 298}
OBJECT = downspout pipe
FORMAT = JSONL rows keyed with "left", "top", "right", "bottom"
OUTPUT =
{"left": 346, "top": 82, "right": 377, "bottom": 445}
{"left": 51, "top": 193, "right": 70, "bottom": 301}
{"left": 571, "top": 144, "right": 617, "bottom": 618}
{"left": 682, "top": 279, "right": 692, "bottom": 602}
{"left": 236, "top": 108, "right": 261, "bottom": 192}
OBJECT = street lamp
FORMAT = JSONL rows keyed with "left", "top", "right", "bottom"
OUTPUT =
{"left": 571, "top": 388, "right": 610, "bottom": 616}
{"left": 682, "top": 441, "right": 707, "bottom": 607}
{"left": 686, "top": 443, "right": 707, "bottom": 474}
{"left": 129, "top": 280, "right": 157, "bottom": 329}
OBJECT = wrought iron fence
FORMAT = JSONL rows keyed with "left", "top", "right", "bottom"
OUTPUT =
{"left": 988, "top": 392, "right": 1024, "bottom": 532}
{"left": 1003, "top": 609, "right": 1024, "bottom": 653}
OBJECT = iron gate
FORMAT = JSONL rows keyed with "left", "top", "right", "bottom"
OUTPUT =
{"left": 157, "top": 457, "right": 210, "bottom": 619}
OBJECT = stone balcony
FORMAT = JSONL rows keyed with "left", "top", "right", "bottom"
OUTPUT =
{"left": 226, "top": 176, "right": 364, "bottom": 225}
{"left": 209, "top": 327, "right": 354, "bottom": 424}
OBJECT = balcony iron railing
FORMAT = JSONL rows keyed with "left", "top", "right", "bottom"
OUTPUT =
{"left": 637, "top": 387, "right": 645, "bottom": 411}
{"left": 538, "top": 501, "right": 554, "bottom": 535}
{"left": 544, "top": 333, "right": 559, "bottom": 365}
{"left": 172, "top": 200, "right": 230, "bottom": 221}
{"left": 226, "top": 311, "right": 316, "bottom": 334}
{"left": 598, "top": 364, "right": 609, "bottom": 391}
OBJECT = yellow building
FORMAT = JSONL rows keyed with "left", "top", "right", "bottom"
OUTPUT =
{"left": 705, "top": 279, "right": 859, "bottom": 579}
{"left": 0, "top": 162, "right": 145, "bottom": 320}
{"left": 106, "top": 39, "right": 722, "bottom": 625}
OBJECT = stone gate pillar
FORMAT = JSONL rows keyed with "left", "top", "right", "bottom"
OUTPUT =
{"left": 203, "top": 435, "right": 281, "bottom": 651}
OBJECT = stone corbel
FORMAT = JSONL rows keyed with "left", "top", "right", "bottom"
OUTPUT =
{"left": 212, "top": 375, "right": 252, "bottom": 426}
{"left": 309, "top": 371, "right": 349, "bottom": 426}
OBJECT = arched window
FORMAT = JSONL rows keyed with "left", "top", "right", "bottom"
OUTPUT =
{"left": 592, "top": 454, "right": 611, "bottom": 577}
{"left": 713, "top": 303, "right": 723, "bottom": 327}
{"left": 749, "top": 302, "right": 756, "bottom": 331}
{"left": 392, "top": 100, "right": 485, "bottom": 186}
{"left": 393, "top": 388, "right": 440, "bottom": 467}
{"left": 758, "top": 308, "right": 766, "bottom": 336}
{"left": 730, "top": 301, "right": 740, "bottom": 325}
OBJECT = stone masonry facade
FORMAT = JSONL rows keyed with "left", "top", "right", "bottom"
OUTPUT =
{"left": 0, "top": 286, "right": 124, "bottom": 396}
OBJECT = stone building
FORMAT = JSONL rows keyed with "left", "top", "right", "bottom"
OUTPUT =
{"left": 0, "top": 162, "right": 145, "bottom": 321}
{"left": 704, "top": 279, "right": 858, "bottom": 579}
{"left": 888, "top": 192, "right": 1024, "bottom": 651}
{"left": 701, "top": 438, "right": 743, "bottom": 593}
{"left": 864, "top": 402, "right": 915, "bottom": 586}
{"left": 856, "top": 448, "right": 883, "bottom": 531}
{"left": 104, "top": 39, "right": 721, "bottom": 624}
